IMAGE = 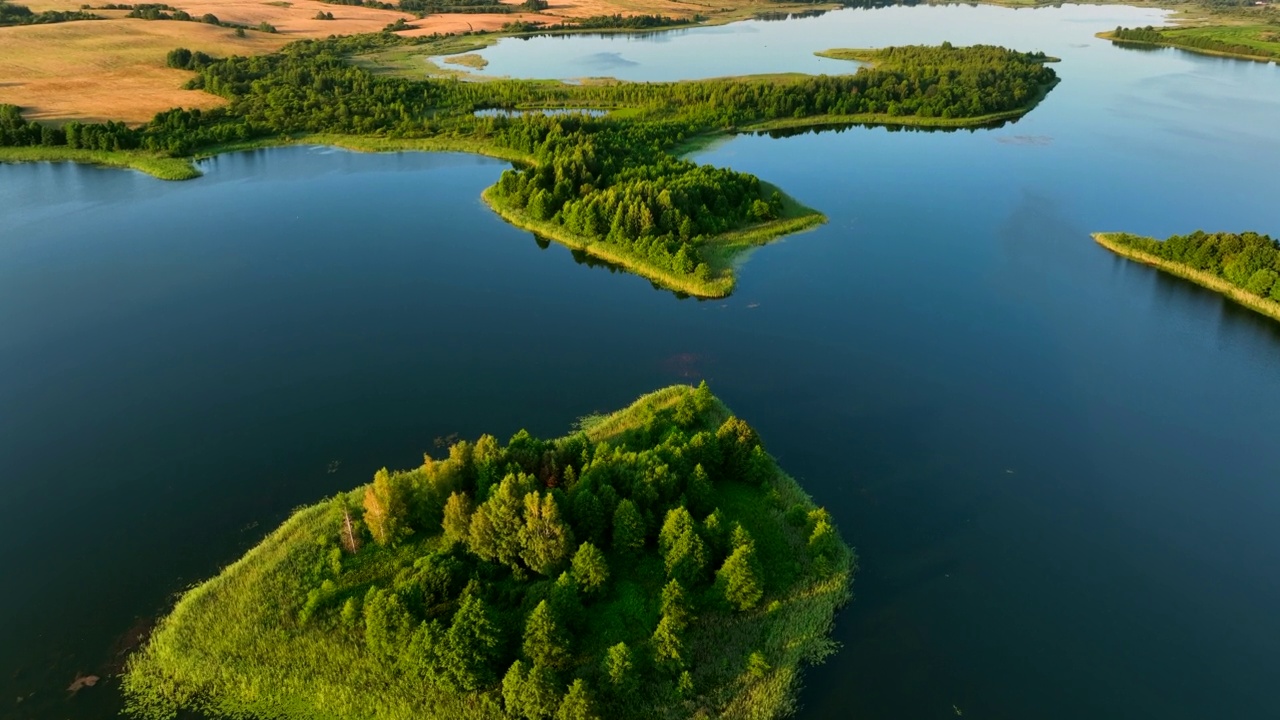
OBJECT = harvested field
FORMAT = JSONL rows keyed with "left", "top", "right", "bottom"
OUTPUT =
{"left": 0, "top": 19, "right": 287, "bottom": 124}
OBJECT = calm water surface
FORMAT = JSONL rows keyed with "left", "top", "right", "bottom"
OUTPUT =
{"left": 3, "top": 5, "right": 1280, "bottom": 720}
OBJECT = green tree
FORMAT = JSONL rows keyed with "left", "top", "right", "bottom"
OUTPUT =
{"left": 504, "top": 660, "right": 561, "bottom": 720}
{"left": 556, "top": 679, "right": 600, "bottom": 720}
{"left": 570, "top": 488, "right": 605, "bottom": 544}
{"left": 602, "top": 642, "right": 636, "bottom": 694}
{"left": 523, "top": 600, "right": 571, "bottom": 669}
{"left": 480, "top": 474, "right": 527, "bottom": 569}
{"left": 363, "top": 588, "right": 411, "bottom": 657}
{"left": 651, "top": 614, "right": 684, "bottom": 670}
{"left": 664, "top": 526, "right": 708, "bottom": 587}
{"left": 570, "top": 542, "right": 609, "bottom": 595}
{"left": 520, "top": 492, "right": 576, "bottom": 576}
{"left": 658, "top": 507, "right": 695, "bottom": 555}
{"left": 611, "top": 499, "right": 646, "bottom": 555}
{"left": 442, "top": 491, "right": 473, "bottom": 546}
{"left": 660, "top": 579, "right": 691, "bottom": 629}
{"left": 808, "top": 518, "right": 842, "bottom": 569}
{"left": 363, "top": 467, "right": 412, "bottom": 546}
{"left": 686, "top": 464, "right": 714, "bottom": 517}
{"left": 445, "top": 594, "right": 502, "bottom": 691}
{"left": 716, "top": 542, "right": 764, "bottom": 611}
{"left": 1245, "top": 268, "right": 1278, "bottom": 297}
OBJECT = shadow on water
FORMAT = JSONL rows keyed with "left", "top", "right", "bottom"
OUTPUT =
{"left": 527, "top": 233, "right": 698, "bottom": 300}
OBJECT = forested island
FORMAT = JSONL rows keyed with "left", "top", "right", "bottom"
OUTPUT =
{"left": 0, "top": 39, "right": 1057, "bottom": 296}
{"left": 1094, "top": 231, "right": 1280, "bottom": 322}
{"left": 122, "top": 384, "right": 854, "bottom": 720}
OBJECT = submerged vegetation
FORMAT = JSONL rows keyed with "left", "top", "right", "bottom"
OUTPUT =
{"left": 1094, "top": 231, "right": 1280, "bottom": 322}
{"left": 0, "top": 36, "right": 1057, "bottom": 296}
{"left": 122, "top": 384, "right": 855, "bottom": 720}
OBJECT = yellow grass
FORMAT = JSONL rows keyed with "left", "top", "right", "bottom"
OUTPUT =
{"left": 1092, "top": 232, "right": 1280, "bottom": 324}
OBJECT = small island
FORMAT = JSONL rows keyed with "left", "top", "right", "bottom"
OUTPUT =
{"left": 122, "top": 384, "right": 855, "bottom": 720}
{"left": 1093, "top": 230, "right": 1280, "bottom": 322}
{"left": 1, "top": 38, "right": 1058, "bottom": 297}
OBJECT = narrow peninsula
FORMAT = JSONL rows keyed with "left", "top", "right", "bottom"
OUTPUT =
{"left": 122, "top": 383, "right": 855, "bottom": 720}
{"left": 1100, "top": 25, "right": 1280, "bottom": 63}
{"left": 1, "top": 36, "right": 1058, "bottom": 297}
{"left": 1093, "top": 231, "right": 1280, "bottom": 322}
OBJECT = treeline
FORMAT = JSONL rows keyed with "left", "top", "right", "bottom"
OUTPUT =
{"left": 1110, "top": 231, "right": 1280, "bottom": 300}
{"left": 106, "top": 3, "right": 277, "bottom": 33}
{"left": 0, "top": 0, "right": 98, "bottom": 25}
{"left": 1111, "top": 26, "right": 1280, "bottom": 59}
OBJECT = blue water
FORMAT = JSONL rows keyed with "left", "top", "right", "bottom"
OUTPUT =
{"left": 3, "top": 5, "right": 1280, "bottom": 720}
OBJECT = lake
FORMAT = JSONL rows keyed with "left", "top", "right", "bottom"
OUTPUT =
{"left": 3, "top": 4, "right": 1280, "bottom": 719}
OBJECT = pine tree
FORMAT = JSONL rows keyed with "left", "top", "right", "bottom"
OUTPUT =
{"left": 362, "top": 587, "right": 411, "bottom": 657}
{"left": 570, "top": 542, "right": 610, "bottom": 595}
{"left": 602, "top": 642, "right": 636, "bottom": 694}
{"left": 716, "top": 542, "right": 763, "bottom": 611}
{"left": 658, "top": 507, "right": 695, "bottom": 555}
{"left": 445, "top": 594, "right": 501, "bottom": 691}
{"left": 611, "top": 499, "right": 645, "bottom": 556}
{"left": 664, "top": 527, "right": 708, "bottom": 588}
{"left": 660, "top": 579, "right": 690, "bottom": 630}
{"left": 523, "top": 600, "right": 571, "bottom": 669}
{"left": 556, "top": 679, "right": 601, "bottom": 720}
{"left": 651, "top": 614, "right": 684, "bottom": 670}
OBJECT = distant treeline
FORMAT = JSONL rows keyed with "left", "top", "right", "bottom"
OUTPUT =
{"left": 0, "top": 0, "right": 98, "bottom": 25}
{"left": 97, "top": 3, "right": 278, "bottom": 33}
{"left": 1109, "top": 231, "right": 1280, "bottom": 301}
{"left": 1110, "top": 25, "right": 1280, "bottom": 60}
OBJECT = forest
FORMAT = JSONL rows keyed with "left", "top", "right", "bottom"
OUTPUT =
{"left": 122, "top": 384, "right": 854, "bottom": 720}
{"left": 1103, "top": 231, "right": 1280, "bottom": 302}
{"left": 0, "top": 37, "right": 1057, "bottom": 295}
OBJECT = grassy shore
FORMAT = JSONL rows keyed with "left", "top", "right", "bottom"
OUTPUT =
{"left": 1097, "top": 28, "right": 1280, "bottom": 63}
{"left": 0, "top": 145, "right": 202, "bottom": 179}
{"left": 1092, "top": 232, "right": 1280, "bottom": 323}
{"left": 482, "top": 185, "right": 825, "bottom": 299}
{"left": 122, "top": 384, "right": 855, "bottom": 720}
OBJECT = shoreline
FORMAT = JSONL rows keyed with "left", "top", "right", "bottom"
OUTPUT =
{"left": 482, "top": 185, "right": 826, "bottom": 299}
{"left": 1091, "top": 232, "right": 1280, "bottom": 323}
{"left": 1096, "top": 31, "right": 1280, "bottom": 64}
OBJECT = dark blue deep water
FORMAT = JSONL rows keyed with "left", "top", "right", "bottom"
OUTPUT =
{"left": 2, "top": 5, "right": 1279, "bottom": 720}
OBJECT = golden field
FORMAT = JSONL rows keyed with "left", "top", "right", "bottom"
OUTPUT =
{"left": 0, "top": 0, "right": 815, "bottom": 124}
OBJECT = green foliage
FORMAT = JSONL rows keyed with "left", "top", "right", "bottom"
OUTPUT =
{"left": 555, "top": 679, "right": 600, "bottom": 720}
{"left": 602, "top": 642, "right": 636, "bottom": 695}
{"left": 442, "top": 491, "right": 474, "bottom": 546}
{"left": 1108, "top": 231, "right": 1280, "bottom": 297}
{"left": 611, "top": 499, "right": 646, "bottom": 556}
{"left": 365, "top": 467, "right": 413, "bottom": 546}
{"left": 522, "top": 600, "right": 571, "bottom": 669}
{"left": 519, "top": 492, "right": 575, "bottom": 576}
{"left": 716, "top": 542, "right": 764, "bottom": 611}
{"left": 123, "top": 385, "right": 855, "bottom": 720}
{"left": 570, "top": 542, "right": 609, "bottom": 595}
